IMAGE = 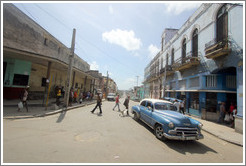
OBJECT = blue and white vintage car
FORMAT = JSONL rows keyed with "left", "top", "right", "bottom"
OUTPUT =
{"left": 131, "top": 99, "right": 204, "bottom": 141}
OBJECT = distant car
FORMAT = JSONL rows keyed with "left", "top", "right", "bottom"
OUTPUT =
{"left": 131, "top": 98, "right": 204, "bottom": 141}
{"left": 107, "top": 93, "right": 116, "bottom": 101}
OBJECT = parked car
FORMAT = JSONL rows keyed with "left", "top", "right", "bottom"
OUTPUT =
{"left": 131, "top": 98, "right": 204, "bottom": 141}
{"left": 107, "top": 93, "right": 116, "bottom": 101}
{"left": 163, "top": 97, "right": 183, "bottom": 103}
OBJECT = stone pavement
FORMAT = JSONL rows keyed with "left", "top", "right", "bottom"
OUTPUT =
{"left": 2, "top": 99, "right": 243, "bottom": 147}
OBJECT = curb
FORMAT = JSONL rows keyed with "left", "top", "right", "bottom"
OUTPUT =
{"left": 3, "top": 101, "right": 97, "bottom": 120}
{"left": 201, "top": 129, "right": 243, "bottom": 147}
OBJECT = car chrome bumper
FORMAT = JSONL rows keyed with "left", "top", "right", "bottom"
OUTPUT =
{"left": 163, "top": 133, "right": 204, "bottom": 141}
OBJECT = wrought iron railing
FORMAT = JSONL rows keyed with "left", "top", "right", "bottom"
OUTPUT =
{"left": 172, "top": 54, "right": 200, "bottom": 70}
{"left": 160, "top": 65, "right": 173, "bottom": 74}
{"left": 205, "top": 37, "right": 231, "bottom": 54}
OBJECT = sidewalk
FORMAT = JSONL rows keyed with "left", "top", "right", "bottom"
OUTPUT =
{"left": 2, "top": 99, "right": 243, "bottom": 147}
{"left": 187, "top": 115, "right": 243, "bottom": 147}
{"left": 3, "top": 98, "right": 97, "bottom": 119}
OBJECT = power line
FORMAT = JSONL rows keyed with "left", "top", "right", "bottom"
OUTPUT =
{"left": 23, "top": 4, "right": 143, "bottom": 79}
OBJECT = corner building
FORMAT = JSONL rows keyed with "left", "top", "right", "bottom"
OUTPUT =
{"left": 143, "top": 3, "right": 243, "bottom": 133}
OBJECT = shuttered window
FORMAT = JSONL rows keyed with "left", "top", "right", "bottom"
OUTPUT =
{"left": 206, "top": 75, "right": 217, "bottom": 88}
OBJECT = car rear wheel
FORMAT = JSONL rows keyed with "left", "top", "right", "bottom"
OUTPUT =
{"left": 155, "top": 124, "right": 166, "bottom": 141}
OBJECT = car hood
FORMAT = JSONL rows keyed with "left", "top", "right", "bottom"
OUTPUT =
{"left": 155, "top": 110, "right": 196, "bottom": 127}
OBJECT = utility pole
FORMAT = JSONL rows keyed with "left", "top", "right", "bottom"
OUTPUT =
{"left": 64, "top": 28, "right": 76, "bottom": 108}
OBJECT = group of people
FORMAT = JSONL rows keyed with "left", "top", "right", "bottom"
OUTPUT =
{"left": 68, "top": 89, "right": 94, "bottom": 106}
{"left": 173, "top": 99, "right": 186, "bottom": 114}
{"left": 91, "top": 93, "right": 130, "bottom": 117}
{"left": 218, "top": 101, "right": 237, "bottom": 128}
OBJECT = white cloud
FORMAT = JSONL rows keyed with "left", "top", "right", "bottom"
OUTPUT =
{"left": 90, "top": 61, "right": 99, "bottom": 70}
{"left": 102, "top": 29, "right": 142, "bottom": 51}
{"left": 109, "top": 5, "right": 114, "bottom": 14}
{"left": 165, "top": 3, "right": 201, "bottom": 15}
{"left": 118, "top": 77, "right": 136, "bottom": 90}
{"left": 148, "top": 44, "right": 160, "bottom": 59}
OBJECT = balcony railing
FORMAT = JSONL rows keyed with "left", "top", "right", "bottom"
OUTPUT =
{"left": 160, "top": 65, "right": 174, "bottom": 76}
{"left": 172, "top": 53, "right": 200, "bottom": 71}
{"left": 205, "top": 37, "right": 231, "bottom": 59}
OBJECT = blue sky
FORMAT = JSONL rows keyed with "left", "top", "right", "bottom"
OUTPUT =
{"left": 13, "top": 1, "right": 201, "bottom": 90}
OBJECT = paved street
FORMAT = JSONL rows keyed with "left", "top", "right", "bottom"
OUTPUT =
{"left": 3, "top": 99, "right": 243, "bottom": 163}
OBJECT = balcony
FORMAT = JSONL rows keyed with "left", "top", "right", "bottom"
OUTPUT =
{"left": 205, "top": 37, "right": 231, "bottom": 59}
{"left": 172, "top": 53, "right": 200, "bottom": 71}
{"left": 160, "top": 65, "right": 174, "bottom": 76}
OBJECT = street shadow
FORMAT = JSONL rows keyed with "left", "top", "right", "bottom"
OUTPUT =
{"left": 56, "top": 109, "right": 67, "bottom": 123}
{"left": 133, "top": 119, "right": 217, "bottom": 155}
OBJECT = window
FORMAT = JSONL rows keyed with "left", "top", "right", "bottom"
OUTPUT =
{"left": 226, "top": 75, "right": 236, "bottom": 88}
{"left": 13, "top": 74, "right": 29, "bottom": 86}
{"left": 154, "top": 102, "right": 177, "bottom": 111}
{"left": 182, "top": 38, "right": 187, "bottom": 64}
{"left": 192, "top": 29, "right": 198, "bottom": 57}
{"left": 146, "top": 101, "right": 153, "bottom": 109}
{"left": 171, "top": 49, "right": 174, "bottom": 65}
{"left": 161, "top": 57, "right": 163, "bottom": 69}
{"left": 216, "top": 5, "right": 228, "bottom": 42}
{"left": 140, "top": 101, "right": 146, "bottom": 107}
{"left": 206, "top": 75, "right": 217, "bottom": 88}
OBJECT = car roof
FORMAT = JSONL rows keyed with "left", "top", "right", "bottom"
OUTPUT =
{"left": 140, "top": 98, "right": 172, "bottom": 104}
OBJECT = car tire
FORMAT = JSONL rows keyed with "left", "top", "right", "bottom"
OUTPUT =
{"left": 154, "top": 124, "right": 166, "bottom": 141}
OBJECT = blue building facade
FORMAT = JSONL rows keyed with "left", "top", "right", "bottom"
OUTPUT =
{"left": 144, "top": 3, "right": 243, "bottom": 133}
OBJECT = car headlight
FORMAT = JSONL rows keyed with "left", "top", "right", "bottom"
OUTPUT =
{"left": 168, "top": 122, "right": 174, "bottom": 128}
{"left": 198, "top": 123, "right": 203, "bottom": 129}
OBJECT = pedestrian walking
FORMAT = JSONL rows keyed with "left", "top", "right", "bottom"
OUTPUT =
{"left": 113, "top": 94, "right": 121, "bottom": 111}
{"left": 17, "top": 85, "right": 29, "bottom": 112}
{"left": 91, "top": 92, "right": 102, "bottom": 115}
{"left": 217, "top": 102, "right": 226, "bottom": 123}
{"left": 121, "top": 95, "right": 130, "bottom": 117}
{"left": 79, "top": 91, "right": 83, "bottom": 104}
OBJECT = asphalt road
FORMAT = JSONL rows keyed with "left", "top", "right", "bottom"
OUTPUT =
{"left": 3, "top": 99, "right": 243, "bottom": 163}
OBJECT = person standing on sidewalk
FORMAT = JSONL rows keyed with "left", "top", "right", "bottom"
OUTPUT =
{"left": 218, "top": 102, "right": 226, "bottom": 123}
{"left": 17, "top": 85, "right": 29, "bottom": 112}
{"left": 113, "top": 94, "right": 121, "bottom": 111}
{"left": 91, "top": 92, "right": 102, "bottom": 115}
{"left": 174, "top": 99, "right": 180, "bottom": 113}
{"left": 180, "top": 100, "right": 185, "bottom": 114}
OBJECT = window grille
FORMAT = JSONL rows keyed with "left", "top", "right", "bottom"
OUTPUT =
{"left": 206, "top": 75, "right": 217, "bottom": 88}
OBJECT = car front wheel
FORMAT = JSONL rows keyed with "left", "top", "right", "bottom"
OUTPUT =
{"left": 155, "top": 124, "right": 166, "bottom": 141}
{"left": 133, "top": 112, "right": 139, "bottom": 121}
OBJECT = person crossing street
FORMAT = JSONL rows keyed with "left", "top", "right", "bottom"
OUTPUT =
{"left": 91, "top": 92, "right": 102, "bottom": 115}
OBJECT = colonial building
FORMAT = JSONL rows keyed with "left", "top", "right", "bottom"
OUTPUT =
{"left": 144, "top": 3, "right": 243, "bottom": 133}
{"left": 3, "top": 4, "right": 96, "bottom": 101}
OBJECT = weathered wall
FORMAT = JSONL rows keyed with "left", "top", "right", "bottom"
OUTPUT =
{"left": 3, "top": 3, "right": 90, "bottom": 72}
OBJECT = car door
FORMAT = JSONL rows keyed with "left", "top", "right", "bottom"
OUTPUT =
{"left": 139, "top": 100, "right": 147, "bottom": 121}
{"left": 140, "top": 101, "right": 153, "bottom": 126}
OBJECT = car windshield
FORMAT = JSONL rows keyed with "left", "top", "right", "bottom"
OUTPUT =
{"left": 154, "top": 102, "right": 177, "bottom": 111}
